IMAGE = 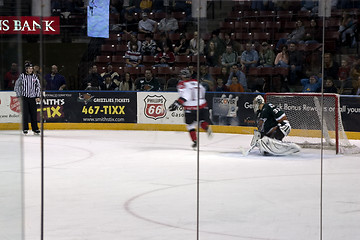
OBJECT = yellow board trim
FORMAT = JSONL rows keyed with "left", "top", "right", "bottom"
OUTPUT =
{"left": 1, "top": 123, "right": 360, "bottom": 139}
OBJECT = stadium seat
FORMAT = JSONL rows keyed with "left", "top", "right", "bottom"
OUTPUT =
{"left": 249, "top": 21, "right": 266, "bottom": 32}
{"left": 252, "top": 32, "right": 271, "bottom": 43}
{"left": 115, "top": 45, "right": 128, "bottom": 55}
{"left": 156, "top": 67, "right": 173, "bottom": 80}
{"left": 234, "top": 21, "right": 250, "bottom": 32}
{"left": 191, "top": 55, "right": 206, "bottom": 64}
{"left": 258, "top": 10, "right": 276, "bottom": 21}
{"left": 168, "top": 33, "right": 180, "bottom": 43}
{"left": 142, "top": 55, "right": 155, "bottom": 66}
{"left": 124, "top": 67, "right": 141, "bottom": 78}
{"left": 276, "top": 10, "right": 293, "bottom": 21}
{"left": 100, "top": 44, "right": 116, "bottom": 55}
{"left": 219, "top": 21, "right": 234, "bottom": 32}
{"left": 172, "top": 11, "right": 186, "bottom": 20}
{"left": 175, "top": 55, "right": 191, "bottom": 67}
{"left": 111, "top": 55, "right": 126, "bottom": 64}
{"left": 235, "top": 32, "right": 253, "bottom": 43}
{"left": 95, "top": 55, "right": 111, "bottom": 64}
{"left": 208, "top": 67, "right": 222, "bottom": 78}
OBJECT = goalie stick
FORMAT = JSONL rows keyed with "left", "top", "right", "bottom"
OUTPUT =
{"left": 240, "top": 144, "right": 256, "bottom": 156}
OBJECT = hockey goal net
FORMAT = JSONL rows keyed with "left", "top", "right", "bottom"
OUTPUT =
{"left": 265, "top": 93, "right": 360, "bottom": 154}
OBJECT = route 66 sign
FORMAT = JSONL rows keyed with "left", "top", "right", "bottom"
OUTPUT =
{"left": 144, "top": 95, "right": 166, "bottom": 120}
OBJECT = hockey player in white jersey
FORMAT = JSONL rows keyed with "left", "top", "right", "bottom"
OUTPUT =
{"left": 169, "top": 68, "right": 212, "bottom": 148}
{"left": 250, "top": 95, "right": 300, "bottom": 156}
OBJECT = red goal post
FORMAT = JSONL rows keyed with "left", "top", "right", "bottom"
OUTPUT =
{"left": 265, "top": 93, "right": 359, "bottom": 154}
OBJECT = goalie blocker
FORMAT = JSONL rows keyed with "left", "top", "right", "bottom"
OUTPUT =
{"left": 250, "top": 95, "right": 301, "bottom": 156}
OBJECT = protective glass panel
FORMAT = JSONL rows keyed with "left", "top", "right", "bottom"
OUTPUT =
{"left": 0, "top": 0, "right": 24, "bottom": 238}
{"left": 3, "top": 0, "right": 360, "bottom": 240}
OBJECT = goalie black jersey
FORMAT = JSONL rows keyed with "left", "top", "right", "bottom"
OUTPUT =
{"left": 256, "top": 103, "right": 286, "bottom": 135}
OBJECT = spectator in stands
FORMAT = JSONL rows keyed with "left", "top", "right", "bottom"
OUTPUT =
{"left": 303, "top": 19, "right": 321, "bottom": 44}
{"left": 228, "top": 75, "right": 244, "bottom": 92}
{"left": 324, "top": 78, "right": 338, "bottom": 93}
{"left": 205, "top": 41, "right": 220, "bottom": 67}
{"left": 209, "top": 30, "right": 226, "bottom": 56}
{"left": 156, "top": 32, "right": 173, "bottom": 52}
{"left": 135, "top": 69, "right": 161, "bottom": 91}
{"left": 350, "top": 56, "right": 360, "bottom": 80}
{"left": 127, "top": 33, "right": 142, "bottom": 52}
{"left": 338, "top": 59, "right": 351, "bottom": 81}
{"left": 139, "top": 0, "right": 152, "bottom": 12}
{"left": 240, "top": 43, "right": 259, "bottom": 73}
{"left": 154, "top": 44, "right": 175, "bottom": 67}
{"left": 221, "top": 32, "right": 234, "bottom": 50}
{"left": 301, "top": 74, "right": 322, "bottom": 92}
{"left": 141, "top": 33, "right": 157, "bottom": 56}
{"left": 276, "top": 20, "right": 305, "bottom": 50}
{"left": 352, "top": 75, "right": 360, "bottom": 95}
{"left": 189, "top": 31, "right": 205, "bottom": 56}
{"left": 215, "top": 78, "right": 228, "bottom": 92}
{"left": 119, "top": 72, "right": 135, "bottom": 91}
{"left": 125, "top": 43, "right": 143, "bottom": 67}
{"left": 100, "top": 63, "right": 120, "bottom": 82}
{"left": 199, "top": 65, "right": 214, "bottom": 91}
{"left": 121, "top": 10, "right": 138, "bottom": 35}
{"left": 301, "top": 1, "right": 318, "bottom": 12}
{"left": 339, "top": 13, "right": 356, "bottom": 47}
{"left": 288, "top": 42, "right": 303, "bottom": 86}
{"left": 100, "top": 74, "right": 118, "bottom": 90}
{"left": 44, "top": 65, "right": 66, "bottom": 90}
{"left": 258, "top": 42, "right": 275, "bottom": 67}
{"left": 221, "top": 45, "right": 238, "bottom": 69}
{"left": 274, "top": 45, "right": 289, "bottom": 67}
{"left": 33, "top": 64, "right": 44, "bottom": 87}
{"left": 324, "top": 53, "right": 339, "bottom": 80}
{"left": 188, "top": 64, "right": 197, "bottom": 78}
{"left": 158, "top": 10, "right": 179, "bottom": 34}
{"left": 138, "top": 12, "right": 157, "bottom": 33}
{"left": 219, "top": 66, "right": 230, "bottom": 83}
{"left": 83, "top": 65, "right": 102, "bottom": 90}
{"left": 226, "top": 64, "right": 247, "bottom": 91}
{"left": 174, "top": 33, "right": 190, "bottom": 56}
{"left": 4, "top": 63, "right": 19, "bottom": 90}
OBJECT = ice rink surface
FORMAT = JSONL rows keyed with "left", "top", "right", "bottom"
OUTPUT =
{"left": 3, "top": 130, "right": 360, "bottom": 240}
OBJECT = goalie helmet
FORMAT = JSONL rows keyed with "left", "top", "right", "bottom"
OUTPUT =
{"left": 253, "top": 95, "right": 265, "bottom": 113}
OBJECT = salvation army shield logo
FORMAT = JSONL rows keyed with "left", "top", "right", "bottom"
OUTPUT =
{"left": 144, "top": 95, "right": 166, "bottom": 120}
{"left": 10, "top": 96, "right": 20, "bottom": 113}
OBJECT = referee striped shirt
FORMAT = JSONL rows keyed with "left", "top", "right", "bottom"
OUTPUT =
{"left": 14, "top": 73, "right": 41, "bottom": 98}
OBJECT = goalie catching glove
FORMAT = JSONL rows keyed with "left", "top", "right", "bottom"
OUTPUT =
{"left": 278, "top": 120, "right": 291, "bottom": 136}
{"left": 169, "top": 100, "right": 181, "bottom": 111}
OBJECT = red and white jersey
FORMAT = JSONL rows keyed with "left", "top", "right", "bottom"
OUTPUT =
{"left": 177, "top": 79, "right": 207, "bottom": 110}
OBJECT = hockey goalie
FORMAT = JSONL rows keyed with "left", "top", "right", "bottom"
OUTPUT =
{"left": 250, "top": 95, "right": 301, "bottom": 156}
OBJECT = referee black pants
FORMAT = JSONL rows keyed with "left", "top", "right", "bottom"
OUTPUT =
{"left": 22, "top": 97, "right": 39, "bottom": 131}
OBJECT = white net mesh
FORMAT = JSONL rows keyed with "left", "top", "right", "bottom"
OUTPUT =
{"left": 265, "top": 93, "right": 360, "bottom": 154}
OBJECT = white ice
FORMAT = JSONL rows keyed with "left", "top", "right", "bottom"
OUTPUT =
{"left": 2, "top": 130, "right": 360, "bottom": 240}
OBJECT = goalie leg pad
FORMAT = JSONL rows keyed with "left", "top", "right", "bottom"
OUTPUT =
{"left": 258, "top": 136, "right": 301, "bottom": 156}
{"left": 251, "top": 130, "right": 262, "bottom": 147}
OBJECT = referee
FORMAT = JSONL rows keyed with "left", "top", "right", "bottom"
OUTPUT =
{"left": 14, "top": 62, "right": 41, "bottom": 135}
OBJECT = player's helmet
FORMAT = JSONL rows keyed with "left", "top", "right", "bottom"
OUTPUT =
{"left": 253, "top": 95, "right": 265, "bottom": 113}
{"left": 179, "top": 68, "right": 191, "bottom": 78}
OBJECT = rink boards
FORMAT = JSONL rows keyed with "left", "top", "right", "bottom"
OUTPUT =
{"left": 1, "top": 91, "right": 360, "bottom": 139}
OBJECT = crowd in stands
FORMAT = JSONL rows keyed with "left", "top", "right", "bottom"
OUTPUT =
{"left": 3, "top": 0, "right": 360, "bottom": 95}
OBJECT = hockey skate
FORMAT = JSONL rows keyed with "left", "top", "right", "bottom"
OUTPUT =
{"left": 206, "top": 126, "right": 213, "bottom": 139}
{"left": 192, "top": 140, "right": 197, "bottom": 149}
{"left": 23, "top": 130, "right": 28, "bottom": 135}
{"left": 33, "top": 129, "right": 40, "bottom": 135}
